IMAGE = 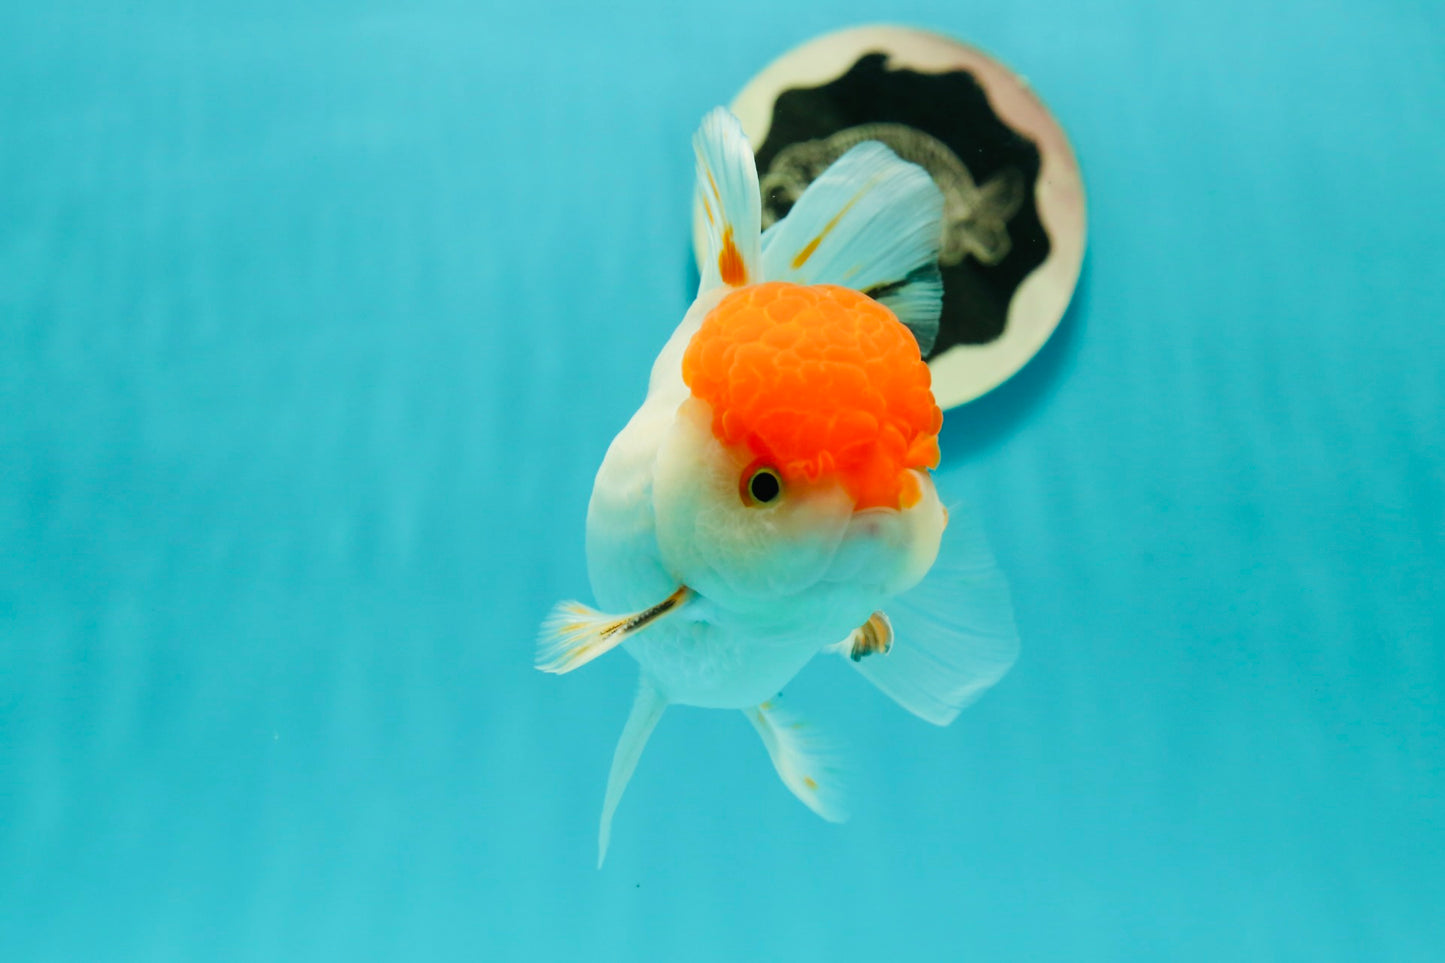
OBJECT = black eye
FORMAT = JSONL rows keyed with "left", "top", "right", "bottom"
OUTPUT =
{"left": 745, "top": 467, "right": 782, "bottom": 506}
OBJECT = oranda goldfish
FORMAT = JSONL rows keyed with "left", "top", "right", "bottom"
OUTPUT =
{"left": 538, "top": 108, "right": 1018, "bottom": 866}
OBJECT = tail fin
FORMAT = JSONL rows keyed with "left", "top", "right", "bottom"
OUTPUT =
{"left": 850, "top": 501, "right": 1019, "bottom": 726}
{"left": 693, "top": 108, "right": 762, "bottom": 294}
{"left": 760, "top": 142, "right": 945, "bottom": 353}
{"left": 597, "top": 674, "right": 668, "bottom": 867}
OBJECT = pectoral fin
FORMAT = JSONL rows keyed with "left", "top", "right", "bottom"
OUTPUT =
{"left": 823, "top": 611, "right": 893, "bottom": 661}
{"left": 535, "top": 586, "right": 690, "bottom": 674}
{"left": 849, "top": 611, "right": 894, "bottom": 661}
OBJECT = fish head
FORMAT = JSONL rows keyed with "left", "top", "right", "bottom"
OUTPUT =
{"left": 651, "top": 281, "right": 947, "bottom": 617}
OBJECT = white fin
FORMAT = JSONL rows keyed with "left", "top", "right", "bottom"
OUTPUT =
{"left": 598, "top": 674, "right": 668, "bottom": 867}
{"left": 760, "top": 142, "right": 945, "bottom": 353}
{"left": 745, "top": 695, "right": 848, "bottom": 823}
{"left": 851, "top": 502, "right": 1019, "bottom": 726}
{"left": 694, "top": 108, "right": 762, "bottom": 294}
{"left": 536, "top": 601, "right": 630, "bottom": 674}
{"left": 536, "top": 587, "right": 689, "bottom": 675}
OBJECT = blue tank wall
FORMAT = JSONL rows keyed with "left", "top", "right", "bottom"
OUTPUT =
{"left": 1, "top": 1, "right": 1441, "bottom": 959}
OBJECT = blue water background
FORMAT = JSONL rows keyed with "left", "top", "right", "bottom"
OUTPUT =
{"left": 2, "top": 1, "right": 1442, "bottom": 959}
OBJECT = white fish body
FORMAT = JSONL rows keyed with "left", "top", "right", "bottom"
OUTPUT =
{"left": 586, "top": 283, "right": 947, "bottom": 709}
{"left": 539, "top": 109, "right": 1019, "bottom": 865}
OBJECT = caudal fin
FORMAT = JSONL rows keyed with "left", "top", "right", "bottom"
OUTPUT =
{"left": 850, "top": 502, "right": 1020, "bottom": 726}
{"left": 598, "top": 675, "right": 668, "bottom": 868}
{"left": 760, "top": 142, "right": 945, "bottom": 353}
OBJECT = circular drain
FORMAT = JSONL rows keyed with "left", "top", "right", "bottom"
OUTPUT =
{"left": 695, "top": 25, "right": 1087, "bottom": 408}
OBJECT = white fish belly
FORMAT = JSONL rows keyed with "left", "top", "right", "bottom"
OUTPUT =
{"left": 624, "top": 620, "right": 823, "bottom": 709}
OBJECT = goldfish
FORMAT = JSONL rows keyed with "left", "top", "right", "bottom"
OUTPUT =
{"left": 538, "top": 108, "right": 1019, "bottom": 866}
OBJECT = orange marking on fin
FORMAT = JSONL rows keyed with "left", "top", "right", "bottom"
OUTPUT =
{"left": 803, "top": 776, "right": 818, "bottom": 791}
{"left": 790, "top": 233, "right": 825, "bottom": 271}
{"left": 701, "top": 191, "right": 715, "bottom": 226}
{"left": 790, "top": 185, "right": 870, "bottom": 270}
{"left": 718, "top": 226, "right": 747, "bottom": 287}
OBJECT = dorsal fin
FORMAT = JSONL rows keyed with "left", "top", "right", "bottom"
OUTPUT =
{"left": 760, "top": 142, "right": 945, "bottom": 353}
{"left": 693, "top": 108, "right": 762, "bottom": 295}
